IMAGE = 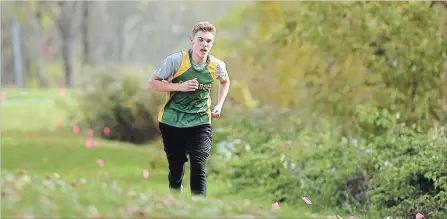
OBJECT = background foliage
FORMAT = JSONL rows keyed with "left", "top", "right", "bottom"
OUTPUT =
{"left": 2, "top": 1, "right": 447, "bottom": 218}
{"left": 208, "top": 2, "right": 447, "bottom": 218}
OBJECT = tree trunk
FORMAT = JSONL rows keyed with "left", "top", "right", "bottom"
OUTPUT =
{"left": 61, "top": 36, "right": 74, "bottom": 87}
{"left": 30, "top": 8, "right": 47, "bottom": 87}
{"left": 57, "top": 1, "right": 77, "bottom": 88}
{"left": 11, "top": 13, "right": 24, "bottom": 89}
{"left": 82, "top": 1, "right": 91, "bottom": 65}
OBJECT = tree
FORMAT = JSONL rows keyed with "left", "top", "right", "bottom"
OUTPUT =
{"left": 81, "top": 1, "right": 91, "bottom": 66}
{"left": 57, "top": 1, "right": 77, "bottom": 87}
{"left": 216, "top": 1, "right": 447, "bottom": 131}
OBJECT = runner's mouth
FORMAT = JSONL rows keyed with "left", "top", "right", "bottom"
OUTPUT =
{"left": 200, "top": 49, "right": 208, "bottom": 52}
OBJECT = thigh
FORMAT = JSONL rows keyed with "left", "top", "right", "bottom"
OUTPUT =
{"left": 159, "top": 123, "right": 187, "bottom": 159}
{"left": 185, "top": 124, "right": 212, "bottom": 162}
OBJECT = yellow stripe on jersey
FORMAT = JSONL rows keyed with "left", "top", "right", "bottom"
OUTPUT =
{"left": 207, "top": 55, "right": 218, "bottom": 81}
{"left": 158, "top": 91, "right": 171, "bottom": 122}
{"left": 173, "top": 51, "right": 192, "bottom": 79}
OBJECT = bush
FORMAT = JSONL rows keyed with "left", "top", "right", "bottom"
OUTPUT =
{"left": 350, "top": 105, "right": 447, "bottom": 218}
{"left": 210, "top": 105, "right": 447, "bottom": 218}
{"left": 65, "top": 66, "right": 164, "bottom": 145}
{"left": 210, "top": 107, "right": 350, "bottom": 210}
{"left": 366, "top": 125, "right": 447, "bottom": 219}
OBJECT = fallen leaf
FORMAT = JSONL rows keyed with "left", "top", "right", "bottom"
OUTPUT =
{"left": 16, "top": 169, "right": 25, "bottom": 176}
{"left": 302, "top": 196, "right": 312, "bottom": 205}
{"left": 59, "top": 88, "right": 65, "bottom": 97}
{"left": 55, "top": 119, "right": 62, "bottom": 128}
{"left": 416, "top": 213, "right": 425, "bottom": 219}
{"left": 272, "top": 202, "right": 280, "bottom": 210}
{"left": 70, "top": 182, "right": 77, "bottom": 188}
{"left": 54, "top": 172, "right": 60, "bottom": 179}
{"left": 133, "top": 211, "right": 145, "bottom": 219}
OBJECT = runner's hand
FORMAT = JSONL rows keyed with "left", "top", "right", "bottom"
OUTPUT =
{"left": 211, "top": 105, "right": 222, "bottom": 118}
{"left": 178, "top": 78, "right": 199, "bottom": 92}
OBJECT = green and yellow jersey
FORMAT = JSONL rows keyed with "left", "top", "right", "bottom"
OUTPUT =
{"left": 151, "top": 49, "right": 229, "bottom": 128}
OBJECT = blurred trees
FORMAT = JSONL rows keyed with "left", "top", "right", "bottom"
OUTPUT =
{"left": 215, "top": 1, "right": 447, "bottom": 132}
{"left": 0, "top": 1, "right": 236, "bottom": 87}
{"left": 2, "top": 0, "right": 445, "bottom": 144}
{"left": 1, "top": 1, "right": 236, "bottom": 144}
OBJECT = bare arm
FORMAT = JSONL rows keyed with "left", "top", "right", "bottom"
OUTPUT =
{"left": 147, "top": 52, "right": 198, "bottom": 92}
{"left": 216, "top": 76, "right": 230, "bottom": 107}
{"left": 211, "top": 60, "right": 231, "bottom": 118}
{"left": 147, "top": 75, "right": 180, "bottom": 92}
{"left": 215, "top": 60, "right": 231, "bottom": 107}
{"left": 148, "top": 75, "right": 199, "bottom": 93}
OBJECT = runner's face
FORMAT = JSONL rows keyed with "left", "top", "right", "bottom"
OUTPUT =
{"left": 191, "top": 31, "right": 214, "bottom": 59}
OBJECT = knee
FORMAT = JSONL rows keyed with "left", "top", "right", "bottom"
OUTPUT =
{"left": 190, "top": 159, "right": 207, "bottom": 175}
{"left": 166, "top": 152, "right": 188, "bottom": 164}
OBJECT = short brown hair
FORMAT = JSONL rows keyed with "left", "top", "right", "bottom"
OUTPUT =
{"left": 191, "top": 21, "right": 216, "bottom": 38}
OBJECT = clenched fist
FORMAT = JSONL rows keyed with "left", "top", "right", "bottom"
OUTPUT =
{"left": 177, "top": 78, "right": 199, "bottom": 92}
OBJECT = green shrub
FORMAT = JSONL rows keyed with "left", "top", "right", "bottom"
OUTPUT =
{"left": 366, "top": 125, "right": 447, "bottom": 219}
{"left": 352, "top": 105, "right": 447, "bottom": 218}
{"left": 65, "top": 66, "right": 164, "bottom": 145}
{"left": 210, "top": 108, "right": 350, "bottom": 211}
{"left": 211, "top": 105, "right": 447, "bottom": 218}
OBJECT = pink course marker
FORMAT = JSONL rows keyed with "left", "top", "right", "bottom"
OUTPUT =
{"left": 88, "top": 129, "right": 95, "bottom": 137}
{"left": 96, "top": 159, "right": 104, "bottom": 167}
{"left": 73, "top": 125, "right": 80, "bottom": 134}
{"left": 85, "top": 138, "right": 92, "bottom": 149}
{"left": 104, "top": 127, "right": 111, "bottom": 136}
{"left": 143, "top": 169, "right": 149, "bottom": 179}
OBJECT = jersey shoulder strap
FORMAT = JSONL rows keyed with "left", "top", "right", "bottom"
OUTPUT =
{"left": 207, "top": 54, "right": 218, "bottom": 81}
{"left": 173, "top": 51, "right": 192, "bottom": 79}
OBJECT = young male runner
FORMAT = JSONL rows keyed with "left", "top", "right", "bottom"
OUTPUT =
{"left": 147, "top": 21, "right": 230, "bottom": 197}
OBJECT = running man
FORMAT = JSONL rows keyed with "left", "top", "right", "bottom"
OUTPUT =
{"left": 147, "top": 21, "right": 230, "bottom": 197}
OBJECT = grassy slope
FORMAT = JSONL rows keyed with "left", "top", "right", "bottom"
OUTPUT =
{"left": 1, "top": 89, "right": 325, "bottom": 218}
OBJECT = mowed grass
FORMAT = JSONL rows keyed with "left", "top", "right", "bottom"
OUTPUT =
{"left": 1, "top": 89, "right": 323, "bottom": 218}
